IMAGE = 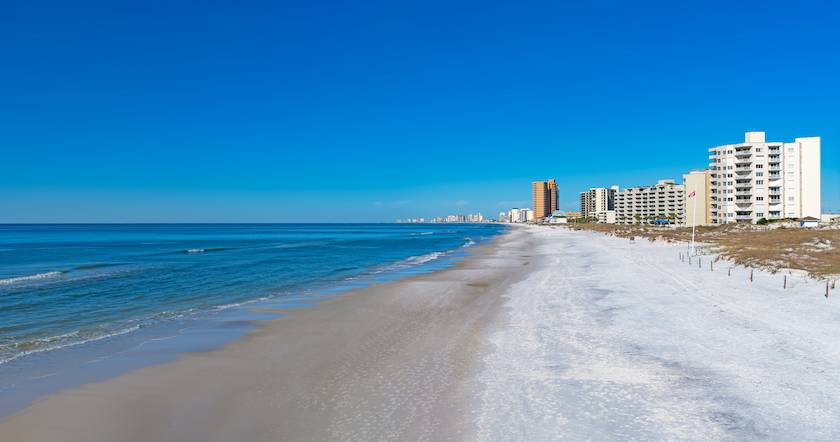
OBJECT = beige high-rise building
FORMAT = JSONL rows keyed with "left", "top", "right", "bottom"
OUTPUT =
{"left": 683, "top": 170, "right": 711, "bottom": 227}
{"left": 615, "top": 179, "right": 685, "bottom": 225}
{"left": 709, "top": 132, "right": 821, "bottom": 224}
{"left": 532, "top": 179, "right": 558, "bottom": 220}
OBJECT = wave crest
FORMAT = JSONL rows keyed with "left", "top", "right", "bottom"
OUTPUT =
{"left": 0, "top": 271, "right": 64, "bottom": 286}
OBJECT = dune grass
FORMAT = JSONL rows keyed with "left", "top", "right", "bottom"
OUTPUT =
{"left": 565, "top": 222, "right": 840, "bottom": 277}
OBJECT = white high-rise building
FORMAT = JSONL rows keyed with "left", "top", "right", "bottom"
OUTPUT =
{"left": 579, "top": 186, "right": 618, "bottom": 218}
{"left": 709, "top": 132, "right": 821, "bottom": 224}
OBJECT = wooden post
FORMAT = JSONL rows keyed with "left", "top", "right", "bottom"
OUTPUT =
{"left": 728, "top": 267, "right": 731, "bottom": 277}
{"left": 710, "top": 261, "right": 714, "bottom": 272}
{"left": 698, "top": 258, "right": 702, "bottom": 269}
{"left": 750, "top": 269, "right": 754, "bottom": 283}
{"left": 783, "top": 275, "right": 787, "bottom": 289}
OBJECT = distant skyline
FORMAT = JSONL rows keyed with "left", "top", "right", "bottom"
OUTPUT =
{"left": 2, "top": 0, "right": 838, "bottom": 222}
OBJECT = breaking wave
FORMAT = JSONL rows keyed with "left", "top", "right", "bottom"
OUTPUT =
{"left": 0, "top": 271, "right": 64, "bottom": 286}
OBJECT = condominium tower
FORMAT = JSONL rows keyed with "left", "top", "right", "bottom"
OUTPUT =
{"left": 532, "top": 179, "right": 559, "bottom": 220}
{"left": 615, "top": 179, "right": 685, "bottom": 225}
{"left": 580, "top": 186, "right": 618, "bottom": 217}
{"left": 708, "top": 132, "right": 821, "bottom": 224}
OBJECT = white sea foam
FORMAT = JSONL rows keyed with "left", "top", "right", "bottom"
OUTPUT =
{"left": 214, "top": 296, "right": 271, "bottom": 311}
{"left": 0, "top": 271, "right": 63, "bottom": 286}
{"left": 369, "top": 251, "right": 450, "bottom": 275}
{"left": 0, "top": 325, "right": 141, "bottom": 365}
{"left": 186, "top": 248, "right": 205, "bottom": 254}
{"left": 462, "top": 237, "right": 476, "bottom": 248}
{"left": 405, "top": 251, "right": 446, "bottom": 264}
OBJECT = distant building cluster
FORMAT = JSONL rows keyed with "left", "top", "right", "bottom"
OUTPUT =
{"left": 397, "top": 213, "right": 486, "bottom": 224}
{"left": 577, "top": 131, "right": 822, "bottom": 226}
{"left": 499, "top": 179, "right": 565, "bottom": 224}
{"left": 495, "top": 131, "right": 824, "bottom": 227}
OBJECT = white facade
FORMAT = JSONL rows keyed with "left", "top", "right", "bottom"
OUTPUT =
{"left": 596, "top": 210, "right": 616, "bottom": 224}
{"left": 615, "top": 180, "right": 685, "bottom": 225}
{"left": 709, "top": 132, "right": 821, "bottom": 224}
{"left": 500, "top": 208, "right": 532, "bottom": 223}
{"left": 580, "top": 186, "right": 617, "bottom": 218}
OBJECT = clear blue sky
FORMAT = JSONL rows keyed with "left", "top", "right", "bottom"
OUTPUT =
{"left": 2, "top": 0, "right": 838, "bottom": 222}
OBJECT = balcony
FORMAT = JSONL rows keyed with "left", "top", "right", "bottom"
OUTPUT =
{"left": 736, "top": 215, "right": 754, "bottom": 221}
{"left": 735, "top": 190, "right": 752, "bottom": 196}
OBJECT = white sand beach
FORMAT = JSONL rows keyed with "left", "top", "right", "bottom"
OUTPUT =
{"left": 1, "top": 226, "right": 839, "bottom": 440}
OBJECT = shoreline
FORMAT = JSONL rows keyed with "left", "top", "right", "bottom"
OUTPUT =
{"left": 3, "top": 225, "right": 840, "bottom": 439}
{"left": 0, "top": 227, "right": 533, "bottom": 441}
{"left": 0, "top": 225, "right": 503, "bottom": 420}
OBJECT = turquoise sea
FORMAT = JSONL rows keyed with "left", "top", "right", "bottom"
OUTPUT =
{"left": 0, "top": 223, "right": 503, "bottom": 414}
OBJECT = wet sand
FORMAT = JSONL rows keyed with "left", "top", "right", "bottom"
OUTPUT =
{"left": 0, "top": 227, "right": 533, "bottom": 441}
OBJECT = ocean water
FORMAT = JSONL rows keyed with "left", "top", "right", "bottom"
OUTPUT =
{"left": 0, "top": 223, "right": 503, "bottom": 413}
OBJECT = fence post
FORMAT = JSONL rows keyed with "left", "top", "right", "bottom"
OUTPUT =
{"left": 698, "top": 258, "right": 702, "bottom": 269}
{"left": 783, "top": 275, "right": 787, "bottom": 289}
{"left": 750, "top": 269, "right": 754, "bottom": 283}
{"left": 710, "top": 261, "right": 714, "bottom": 272}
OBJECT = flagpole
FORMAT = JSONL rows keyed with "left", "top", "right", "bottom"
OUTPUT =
{"left": 690, "top": 191, "right": 697, "bottom": 256}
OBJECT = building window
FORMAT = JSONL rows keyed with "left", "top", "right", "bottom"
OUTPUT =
{"left": 756, "top": 212, "right": 764, "bottom": 217}
{"left": 756, "top": 197, "right": 764, "bottom": 201}
{"left": 756, "top": 180, "right": 763, "bottom": 185}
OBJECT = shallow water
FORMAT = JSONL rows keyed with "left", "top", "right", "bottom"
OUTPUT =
{"left": 0, "top": 223, "right": 502, "bottom": 415}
